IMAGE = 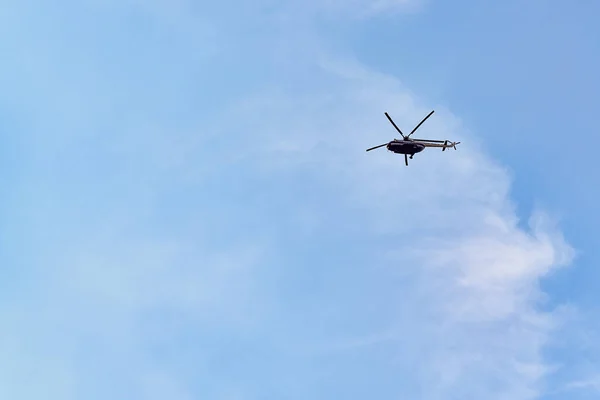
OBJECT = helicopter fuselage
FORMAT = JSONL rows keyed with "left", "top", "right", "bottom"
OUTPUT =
{"left": 386, "top": 140, "right": 425, "bottom": 155}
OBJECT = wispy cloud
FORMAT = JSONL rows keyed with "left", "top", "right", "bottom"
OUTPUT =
{"left": 564, "top": 376, "right": 600, "bottom": 392}
{"left": 203, "top": 55, "right": 575, "bottom": 398}
{"left": 0, "top": 1, "right": 580, "bottom": 399}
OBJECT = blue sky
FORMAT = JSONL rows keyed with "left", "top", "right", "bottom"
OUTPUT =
{"left": 1, "top": 0, "right": 599, "bottom": 398}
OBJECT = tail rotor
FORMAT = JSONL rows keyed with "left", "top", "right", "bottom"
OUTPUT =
{"left": 442, "top": 140, "right": 460, "bottom": 151}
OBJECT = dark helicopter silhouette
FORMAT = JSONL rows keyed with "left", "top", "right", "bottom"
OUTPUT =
{"left": 366, "top": 110, "right": 460, "bottom": 166}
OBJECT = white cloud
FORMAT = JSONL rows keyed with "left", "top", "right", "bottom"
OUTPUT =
{"left": 193, "top": 55, "right": 575, "bottom": 398}
{"left": 0, "top": 2, "right": 577, "bottom": 399}
{"left": 565, "top": 376, "right": 600, "bottom": 391}
{"left": 2, "top": 52, "right": 574, "bottom": 400}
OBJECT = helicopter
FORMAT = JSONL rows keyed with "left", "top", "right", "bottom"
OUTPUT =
{"left": 366, "top": 110, "right": 460, "bottom": 166}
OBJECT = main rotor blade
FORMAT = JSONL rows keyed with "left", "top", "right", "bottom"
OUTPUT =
{"left": 406, "top": 110, "right": 435, "bottom": 138}
{"left": 366, "top": 143, "right": 388, "bottom": 152}
{"left": 384, "top": 112, "right": 405, "bottom": 138}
